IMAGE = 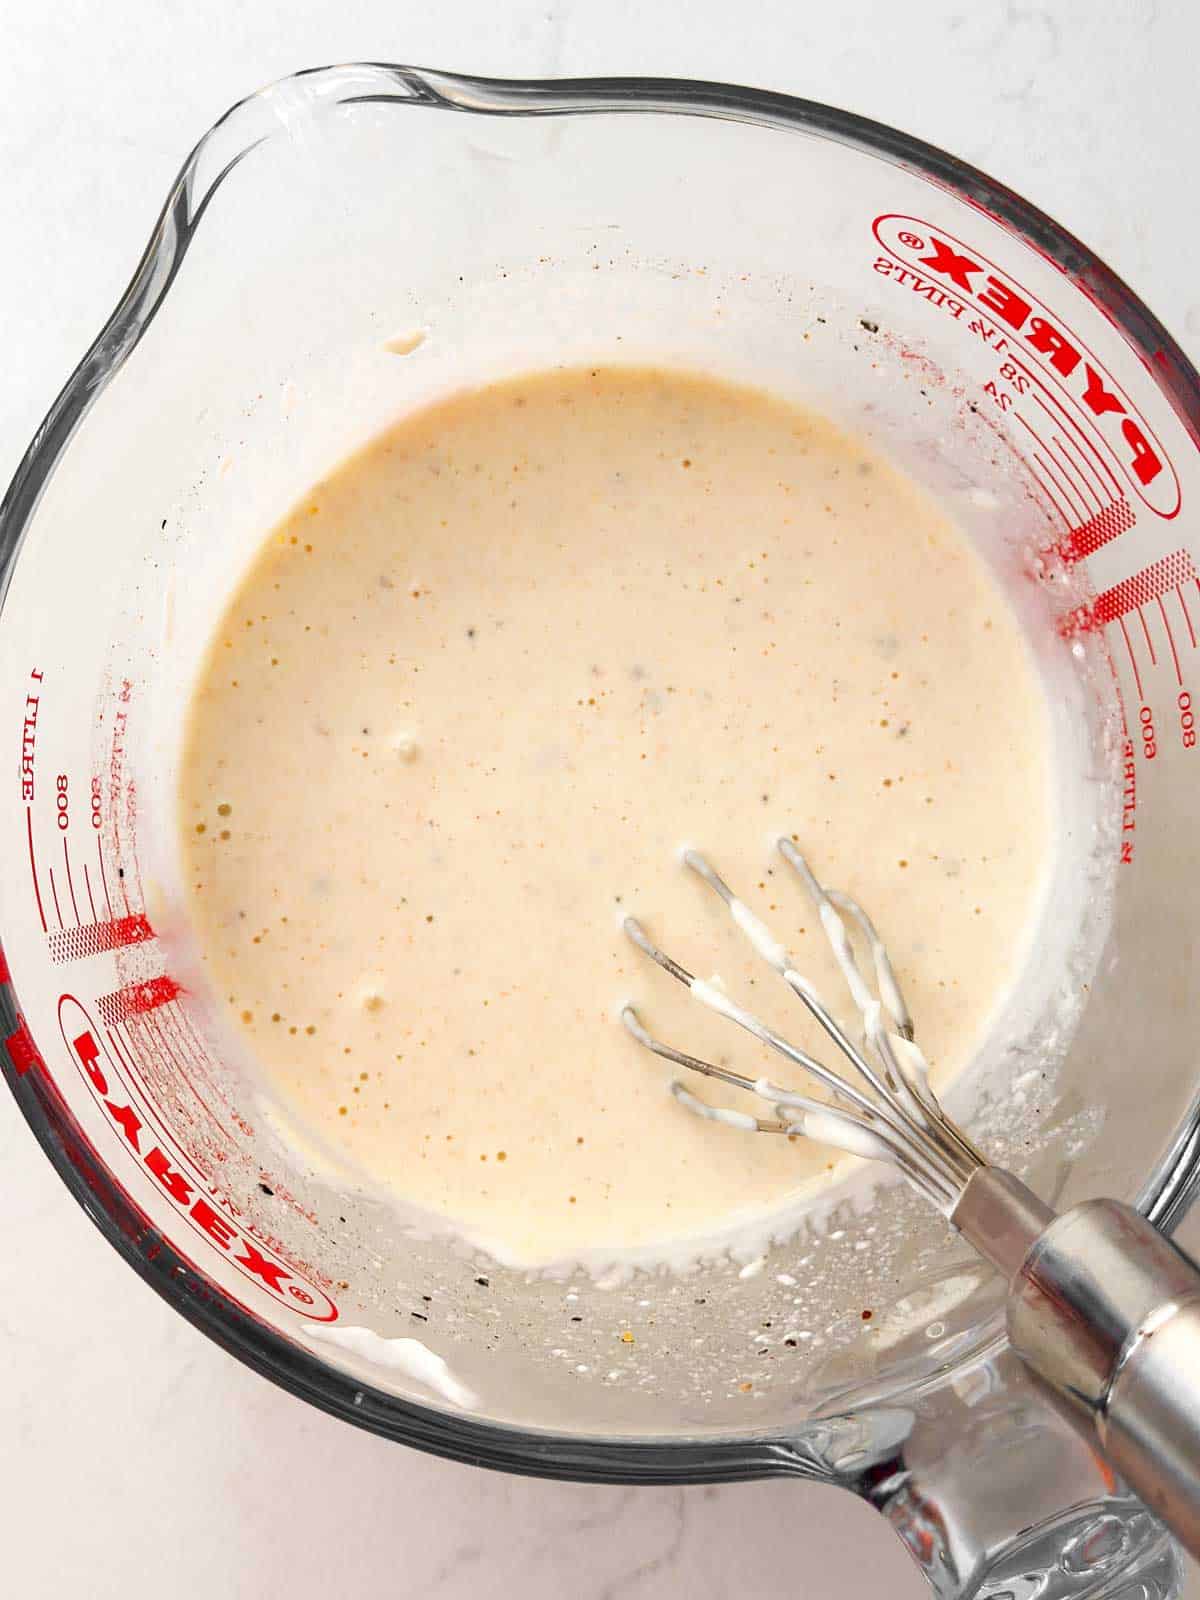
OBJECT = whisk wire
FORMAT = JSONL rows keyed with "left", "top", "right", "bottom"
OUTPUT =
{"left": 683, "top": 848, "right": 969, "bottom": 1188}
{"left": 619, "top": 1002, "right": 961, "bottom": 1205}
{"left": 621, "top": 839, "right": 987, "bottom": 1213}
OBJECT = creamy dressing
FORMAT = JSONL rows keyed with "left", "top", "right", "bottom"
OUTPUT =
{"left": 303, "top": 1323, "right": 477, "bottom": 1408}
{"left": 178, "top": 365, "right": 1052, "bottom": 1269}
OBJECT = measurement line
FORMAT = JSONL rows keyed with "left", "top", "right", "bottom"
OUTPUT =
{"left": 1013, "top": 412, "right": 1073, "bottom": 526}
{"left": 47, "top": 866, "right": 64, "bottom": 930}
{"left": 1159, "top": 597, "right": 1183, "bottom": 685}
{"left": 26, "top": 809, "right": 47, "bottom": 932}
{"left": 104, "top": 1024, "right": 134, "bottom": 1075}
{"left": 1118, "top": 616, "right": 1144, "bottom": 699}
{"left": 96, "top": 835, "right": 114, "bottom": 921}
{"left": 105, "top": 1023, "right": 166, "bottom": 1122}
{"left": 109, "top": 1015, "right": 169, "bottom": 1109}
{"left": 142, "top": 1009, "right": 236, "bottom": 1149}
{"left": 106, "top": 1024, "right": 217, "bottom": 1201}
{"left": 172, "top": 1003, "right": 230, "bottom": 1094}
{"left": 174, "top": 1000, "right": 220, "bottom": 1064}
{"left": 1035, "top": 441, "right": 1088, "bottom": 523}
{"left": 1179, "top": 587, "right": 1197, "bottom": 649}
{"left": 1016, "top": 359, "right": 1123, "bottom": 495}
{"left": 1050, "top": 437, "right": 1101, "bottom": 515}
{"left": 1042, "top": 431, "right": 1092, "bottom": 516}
{"left": 158, "top": 1002, "right": 221, "bottom": 1096}
{"left": 107, "top": 1022, "right": 205, "bottom": 1173}
{"left": 1060, "top": 429, "right": 1110, "bottom": 504}
{"left": 98, "top": 1021, "right": 321, "bottom": 1309}
{"left": 62, "top": 836, "right": 80, "bottom": 925}
{"left": 1029, "top": 466, "right": 1070, "bottom": 527}
{"left": 1014, "top": 423, "right": 1070, "bottom": 523}
{"left": 82, "top": 862, "right": 98, "bottom": 923}
{"left": 107, "top": 1025, "right": 186, "bottom": 1150}
{"left": 1138, "top": 606, "right": 1157, "bottom": 665}
{"left": 1034, "top": 395, "right": 1113, "bottom": 502}
{"left": 166, "top": 1002, "right": 251, "bottom": 1136}
{"left": 1030, "top": 452, "right": 1073, "bottom": 527}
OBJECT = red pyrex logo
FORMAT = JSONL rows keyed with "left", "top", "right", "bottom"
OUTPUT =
{"left": 873, "top": 214, "right": 1181, "bottom": 519}
{"left": 58, "top": 993, "right": 337, "bottom": 1322}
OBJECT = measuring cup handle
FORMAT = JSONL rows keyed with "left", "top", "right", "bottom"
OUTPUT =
{"left": 1007, "top": 1196, "right": 1200, "bottom": 1558}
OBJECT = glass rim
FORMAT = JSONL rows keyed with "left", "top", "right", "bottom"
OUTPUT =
{"left": 3, "top": 64, "right": 1199, "bottom": 1483}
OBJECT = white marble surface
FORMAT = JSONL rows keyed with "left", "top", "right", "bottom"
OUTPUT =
{"left": 2, "top": 3, "right": 1198, "bottom": 1596}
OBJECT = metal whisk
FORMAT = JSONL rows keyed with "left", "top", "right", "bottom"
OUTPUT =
{"left": 622, "top": 841, "right": 983, "bottom": 1213}
{"left": 622, "top": 839, "right": 1200, "bottom": 1558}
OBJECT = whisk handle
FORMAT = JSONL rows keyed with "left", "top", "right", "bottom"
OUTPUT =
{"left": 1007, "top": 1195, "right": 1200, "bottom": 1558}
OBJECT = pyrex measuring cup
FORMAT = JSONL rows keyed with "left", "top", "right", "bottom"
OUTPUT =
{"left": 2, "top": 70, "right": 1198, "bottom": 1599}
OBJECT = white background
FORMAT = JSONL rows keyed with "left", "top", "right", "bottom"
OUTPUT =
{"left": 2, "top": 3, "right": 1197, "bottom": 1596}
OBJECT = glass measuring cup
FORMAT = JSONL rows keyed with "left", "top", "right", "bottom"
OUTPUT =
{"left": 2, "top": 68, "right": 1198, "bottom": 1597}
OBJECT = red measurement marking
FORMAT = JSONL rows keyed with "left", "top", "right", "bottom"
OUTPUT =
{"left": 1031, "top": 433, "right": 1087, "bottom": 522}
{"left": 6, "top": 1016, "right": 45, "bottom": 1077}
{"left": 106, "top": 1021, "right": 189, "bottom": 1158}
{"left": 47, "top": 866, "right": 64, "bottom": 931}
{"left": 59, "top": 995, "right": 337, "bottom": 1322}
{"left": 95, "top": 973, "right": 182, "bottom": 1027}
{"left": 1012, "top": 413, "right": 1070, "bottom": 526}
{"left": 163, "top": 1002, "right": 255, "bottom": 1141}
{"left": 1178, "top": 587, "right": 1197, "bottom": 650}
{"left": 83, "top": 862, "right": 97, "bottom": 923}
{"left": 107, "top": 1022, "right": 223, "bottom": 1200}
{"left": 62, "top": 837, "right": 79, "bottom": 925}
{"left": 1035, "top": 447, "right": 1085, "bottom": 525}
{"left": 96, "top": 835, "right": 114, "bottom": 921}
{"left": 106, "top": 1021, "right": 189, "bottom": 1164}
{"left": 1050, "top": 438, "right": 1100, "bottom": 515}
{"left": 1029, "top": 386, "right": 1122, "bottom": 498}
{"left": 1138, "top": 607, "right": 1157, "bottom": 666}
{"left": 1118, "top": 617, "right": 1144, "bottom": 699}
{"left": 1029, "top": 457, "right": 1071, "bottom": 527}
{"left": 105, "top": 1022, "right": 139, "bottom": 1081}
{"left": 0, "top": 944, "right": 9, "bottom": 984}
{"left": 105, "top": 1024, "right": 177, "bottom": 1152}
{"left": 47, "top": 910, "right": 155, "bottom": 965}
{"left": 176, "top": 1006, "right": 230, "bottom": 1089}
{"left": 141, "top": 1007, "right": 237, "bottom": 1152}
{"left": 1061, "top": 549, "right": 1198, "bottom": 636}
{"left": 1054, "top": 460, "right": 1091, "bottom": 523}
{"left": 1041, "top": 407, "right": 1112, "bottom": 504}
{"left": 169, "top": 1005, "right": 255, "bottom": 1140}
{"left": 160, "top": 1003, "right": 224, "bottom": 1102}
{"left": 872, "top": 218, "right": 1179, "bottom": 516}
{"left": 1158, "top": 597, "right": 1183, "bottom": 685}
{"left": 26, "top": 809, "right": 46, "bottom": 933}
{"left": 1054, "top": 499, "right": 1136, "bottom": 566}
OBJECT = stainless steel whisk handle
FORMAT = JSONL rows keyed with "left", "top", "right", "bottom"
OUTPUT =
{"left": 955, "top": 1168, "right": 1200, "bottom": 1558}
